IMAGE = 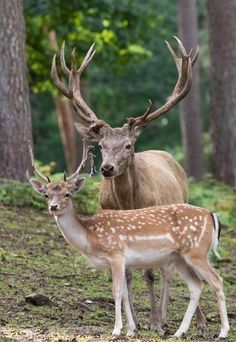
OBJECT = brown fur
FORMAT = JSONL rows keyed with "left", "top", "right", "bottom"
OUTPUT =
{"left": 100, "top": 150, "right": 188, "bottom": 210}
{"left": 29, "top": 176, "right": 230, "bottom": 339}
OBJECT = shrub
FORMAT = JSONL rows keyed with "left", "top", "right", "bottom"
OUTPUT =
{"left": 0, "top": 174, "right": 101, "bottom": 214}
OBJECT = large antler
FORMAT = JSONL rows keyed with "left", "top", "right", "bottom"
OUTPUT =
{"left": 28, "top": 140, "right": 51, "bottom": 183}
{"left": 128, "top": 36, "right": 199, "bottom": 127}
{"left": 51, "top": 42, "right": 98, "bottom": 123}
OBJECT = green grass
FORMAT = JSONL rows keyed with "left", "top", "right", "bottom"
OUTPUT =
{"left": 189, "top": 176, "right": 236, "bottom": 227}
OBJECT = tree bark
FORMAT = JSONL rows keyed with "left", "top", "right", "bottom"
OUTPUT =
{"left": 177, "top": 0, "right": 204, "bottom": 180}
{"left": 49, "top": 31, "right": 77, "bottom": 174}
{"left": 54, "top": 97, "right": 77, "bottom": 174}
{"left": 208, "top": 0, "right": 236, "bottom": 186}
{"left": 0, "top": 0, "right": 32, "bottom": 181}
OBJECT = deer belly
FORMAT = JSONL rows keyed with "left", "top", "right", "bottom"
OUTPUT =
{"left": 124, "top": 248, "right": 172, "bottom": 268}
{"left": 87, "top": 255, "right": 110, "bottom": 268}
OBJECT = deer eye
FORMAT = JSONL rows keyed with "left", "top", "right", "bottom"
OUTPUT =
{"left": 125, "top": 144, "right": 131, "bottom": 150}
{"left": 64, "top": 193, "right": 70, "bottom": 198}
{"left": 45, "top": 194, "right": 49, "bottom": 199}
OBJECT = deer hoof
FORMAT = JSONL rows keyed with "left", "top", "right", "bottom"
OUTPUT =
{"left": 111, "top": 334, "right": 120, "bottom": 340}
{"left": 150, "top": 322, "right": 164, "bottom": 334}
{"left": 197, "top": 324, "right": 208, "bottom": 336}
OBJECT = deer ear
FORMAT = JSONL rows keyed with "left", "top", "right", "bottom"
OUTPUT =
{"left": 71, "top": 177, "right": 85, "bottom": 194}
{"left": 74, "top": 122, "right": 104, "bottom": 142}
{"left": 30, "top": 179, "right": 47, "bottom": 194}
{"left": 133, "top": 124, "right": 147, "bottom": 139}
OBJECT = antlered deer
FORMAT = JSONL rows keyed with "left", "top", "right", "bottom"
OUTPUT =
{"left": 29, "top": 140, "right": 230, "bottom": 340}
{"left": 50, "top": 37, "right": 207, "bottom": 333}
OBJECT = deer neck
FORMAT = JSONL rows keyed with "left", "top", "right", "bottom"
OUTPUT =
{"left": 111, "top": 160, "right": 136, "bottom": 209}
{"left": 53, "top": 201, "right": 90, "bottom": 253}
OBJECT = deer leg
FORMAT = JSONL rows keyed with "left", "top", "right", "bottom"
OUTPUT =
{"left": 173, "top": 259, "right": 203, "bottom": 338}
{"left": 122, "top": 277, "right": 136, "bottom": 337}
{"left": 195, "top": 305, "right": 207, "bottom": 336}
{"left": 110, "top": 258, "right": 125, "bottom": 339}
{"left": 187, "top": 257, "right": 230, "bottom": 339}
{"left": 125, "top": 268, "right": 138, "bottom": 326}
{"left": 144, "top": 269, "right": 163, "bottom": 332}
{"left": 159, "top": 263, "right": 207, "bottom": 335}
{"left": 158, "top": 264, "right": 174, "bottom": 327}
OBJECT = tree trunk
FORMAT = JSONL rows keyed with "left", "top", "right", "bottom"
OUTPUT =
{"left": 54, "top": 98, "right": 77, "bottom": 174}
{"left": 208, "top": 0, "right": 236, "bottom": 186}
{"left": 177, "top": 0, "right": 204, "bottom": 180}
{"left": 48, "top": 31, "right": 77, "bottom": 174}
{"left": 0, "top": 0, "right": 32, "bottom": 181}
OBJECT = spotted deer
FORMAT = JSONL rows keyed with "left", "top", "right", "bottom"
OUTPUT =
{"left": 51, "top": 37, "right": 207, "bottom": 333}
{"left": 29, "top": 141, "right": 229, "bottom": 340}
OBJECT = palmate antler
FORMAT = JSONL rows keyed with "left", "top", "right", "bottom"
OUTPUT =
{"left": 28, "top": 140, "right": 94, "bottom": 183}
{"left": 51, "top": 37, "right": 198, "bottom": 129}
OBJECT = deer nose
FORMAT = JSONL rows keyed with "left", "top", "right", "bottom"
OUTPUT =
{"left": 101, "top": 164, "right": 114, "bottom": 176}
{"left": 50, "top": 204, "right": 58, "bottom": 211}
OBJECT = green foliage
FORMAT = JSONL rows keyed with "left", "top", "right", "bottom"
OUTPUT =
{"left": 75, "top": 175, "right": 101, "bottom": 214}
{"left": 22, "top": 1, "right": 212, "bottom": 176}
{"left": 0, "top": 179, "right": 46, "bottom": 209}
{"left": 189, "top": 177, "right": 236, "bottom": 227}
{"left": 30, "top": 93, "right": 65, "bottom": 171}
{"left": 0, "top": 175, "right": 100, "bottom": 214}
{"left": 24, "top": 0, "right": 159, "bottom": 93}
{"left": 23, "top": 0, "right": 189, "bottom": 171}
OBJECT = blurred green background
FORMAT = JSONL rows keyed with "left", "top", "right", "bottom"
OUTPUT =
{"left": 24, "top": 0, "right": 209, "bottom": 171}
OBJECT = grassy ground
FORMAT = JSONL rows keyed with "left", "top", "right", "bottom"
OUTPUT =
{"left": 0, "top": 178, "right": 236, "bottom": 341}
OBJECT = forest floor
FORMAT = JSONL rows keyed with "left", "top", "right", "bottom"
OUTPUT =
{"left": 0, "top": 205, "right": 236, "bottom": 342}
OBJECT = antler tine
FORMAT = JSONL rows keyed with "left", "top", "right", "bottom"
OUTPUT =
{"left": 27, "top": 140, "right": 50, "bottom": 183}
{"left": 60, "top": 41, "right": 71, "bottom": 77}
{"left": 78, "top": 42, "right": 96, "bottom": 74}
{"left": 51, "top": 42, "right": 98, "bottom": 123}
{"left": 51, "top": 55, "right": 71, "bottom": 98}
{"left": 128, "top": 99, "right": 153, "bottom": 127}
{"left": 68, "top": 46, "right": 98, "bottom": 122}
{"left": 191, "top": 45, "right": 199, "bottom": 66}
{"left": 173, "top": 35, "right": 188, "bottom": 56}
{"left": 67, "top": 61, "right": 94, "bottom": 123}
{"left": 131, "top": 37, "right": 197, "bottom": 127}
{"left": 66, "top": 140, "right": 91, "bottom": 182}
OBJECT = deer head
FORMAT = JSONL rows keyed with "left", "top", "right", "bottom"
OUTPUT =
{"left": 51, "top": 37, "right": 198, "bottom": 178}
{"left": 28, "top": 140, "right": 91, "bottom": 215}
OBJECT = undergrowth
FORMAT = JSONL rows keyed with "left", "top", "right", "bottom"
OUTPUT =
{"left": 188, "top": 176, "right": 236, "bottom": 227}
{"left": 0, "top": 175, "right": 100, "bottom": 214}
{"left": 0, "top": 175, "right": 235, "bottom": 226}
